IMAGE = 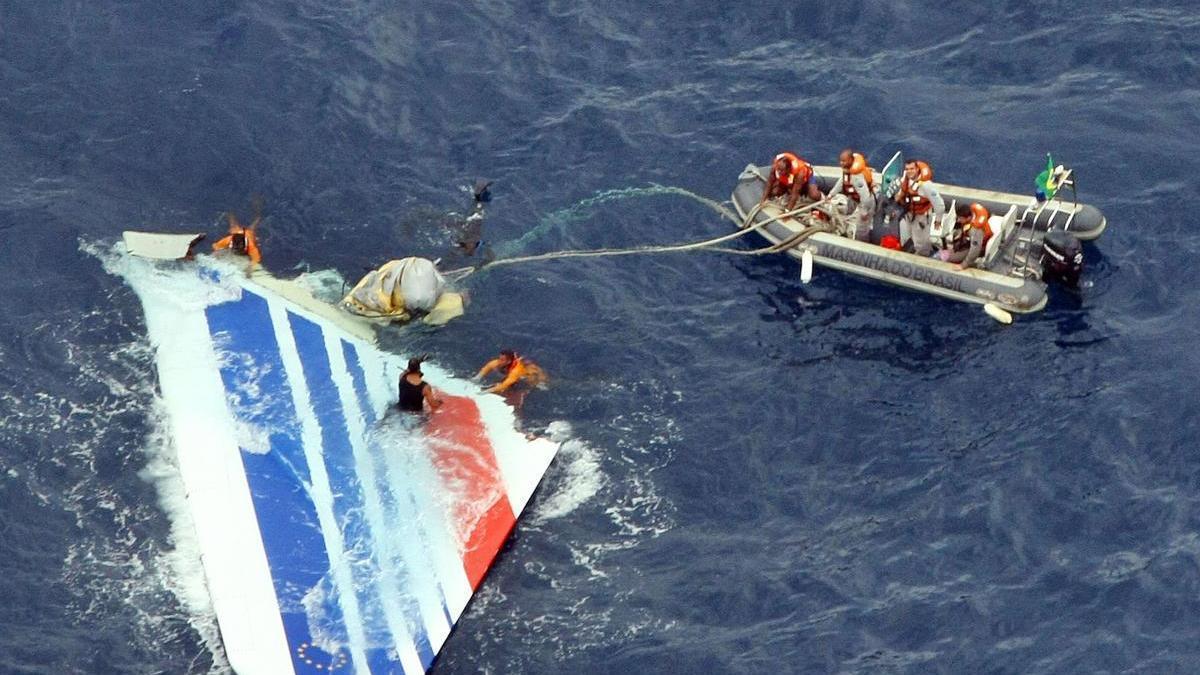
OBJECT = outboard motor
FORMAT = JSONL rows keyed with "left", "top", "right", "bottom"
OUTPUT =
{"left": 1042, "top": 230, "right": 1083, "bottom": 287}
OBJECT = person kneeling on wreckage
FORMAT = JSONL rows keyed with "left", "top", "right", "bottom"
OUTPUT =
{"left": 340, "top": 256, "right": 465, "bottom": 326}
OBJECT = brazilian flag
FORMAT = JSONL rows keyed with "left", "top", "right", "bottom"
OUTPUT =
{"left": 1035, "top": 154, "right": 1057, "bottom": 202}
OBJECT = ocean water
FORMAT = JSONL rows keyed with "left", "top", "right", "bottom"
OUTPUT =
{"left": 1, "top": 1, "right": 1198, "bottom": 673}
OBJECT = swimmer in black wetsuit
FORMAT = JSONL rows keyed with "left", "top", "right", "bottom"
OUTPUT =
{"left": 397, "top": 357, "right": 442, "bottom": 412}
{"left": 445, "top": 179, "right": 492, "bottom": 257}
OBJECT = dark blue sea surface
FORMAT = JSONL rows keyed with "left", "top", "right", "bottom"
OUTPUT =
{"left": 2, "top": 1, "right": 1198, "bottom": 673}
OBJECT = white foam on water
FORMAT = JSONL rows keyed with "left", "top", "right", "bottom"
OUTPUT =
{"left": 530, "top": 421, "right": 606, "bottom": 523}
{"left": 134, "top": 398, "right": 230, "bottom": 669}
{"left": 324, "top": 329, "right": 429, "bottom": 670}
{"left": 84, "top": 239, "right": 233, "bottom": 672}
{"left": 364, "top": 412, "right": 475, "bottom": 642}
{"left": 457, "top": 385, "right": 681, "bottom": 669}
{"left": 231, "top": 417, "right": 273, "bottom": 455}
{"left": 293, "top": 268, "right": 351, "bottom": 305}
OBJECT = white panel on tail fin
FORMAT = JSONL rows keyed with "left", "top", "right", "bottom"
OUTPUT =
{"left": 123, "top": 231, "right": 205, "bottom": 260}
{"left": 122, "top": 260, "right": 292, "bottom": 675}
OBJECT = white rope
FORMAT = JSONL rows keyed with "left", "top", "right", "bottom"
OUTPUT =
{"left": 460, "top": 197, "right": 841, "bottom": 275}
{"left": 495, "top": 183, "right": 744, "bottom": 257}
{"left": 349, "top": 184, "right": 845, "bottom": 318}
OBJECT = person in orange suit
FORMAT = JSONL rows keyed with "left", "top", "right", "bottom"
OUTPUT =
{"left": 759, "top": 151, "right": 823, "bottom": 211}
{"left": 475, "top": 350, "right": 547, "bottom": 394}
{"left": 212, "top": 211, "right": 262, "bottom": 265}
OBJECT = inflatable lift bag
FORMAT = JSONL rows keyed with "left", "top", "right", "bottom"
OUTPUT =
{"left": 343, "top": 257, "right": 446, "bottom": 316}
{"left": 395, "top": 257, "right": 445, "bottom": 312}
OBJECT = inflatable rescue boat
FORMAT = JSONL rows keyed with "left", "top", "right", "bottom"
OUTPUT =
{"left": 731, "top": 153, "right": 1107, "bottom": 314}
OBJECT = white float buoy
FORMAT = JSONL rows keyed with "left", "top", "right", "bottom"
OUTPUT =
{"left": 800, "top": 249, "right": 814, "bottom": 284}
{"left": 983, "top": 302, "right": 1013, "bottom": 325}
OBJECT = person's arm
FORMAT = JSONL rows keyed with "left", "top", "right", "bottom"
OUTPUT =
{"left": 923, "top": 183, "right": 945, "bottom": 223}
{"left": 423, "top": 383, "right": 443, "bottom": 410}
{"left": 954, "top": 229, "right": 985, "bottom": 269}
{"left": 850, "top": 173, "right": 871, "bottom": 203}
{"left": 212, "top": 235, "right": 233, "bottom": 251}
{"left": 476, "top": 358, "right": 502, "bottom": 380}
{"left": 759, "top": 172, "right": 778, "bottom": 205}
{"left": 486, "top": 363, "right": 524, "bottom": 394}
{"left": 854, "top": 174, "right": 877, "bottom": 215}
{"left": 245, "top": 229, "right": 262, "bottom": 264}
{"left": 829, "top": 176, "right": 845, "bottom": 197}
{"left": 785, "top": 179, "right": 803, "bottom": 210}
{"left": 943, "top": 245, "right": 968, "bottom": 264}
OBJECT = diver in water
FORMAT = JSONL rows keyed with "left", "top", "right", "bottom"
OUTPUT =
{"left": 475, "top": 349, "right": 547, "bottom": 394}
{"left": 446, "top": 179, "right": 492, "bottom": 257}
{"left": 397, "top": 357, "right": 442, "bottom": 413}
{"left": 213, "top": 199, "right": 264, "bottom": 266}
{"left": 475, "top": 349, "right": 547, "bottom": 411}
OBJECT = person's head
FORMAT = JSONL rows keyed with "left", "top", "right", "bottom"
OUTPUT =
{"left": 498, "top": 349, "right": 516, "bottom": 366}
{"left": 231, "top": 231, "right": 248, "bottom": 254}
{"left": 904, "top": 160, "right": 931, "bottom": 181}
{"left": 839, "top": 149, "right": 855, "bottom": 169}
{"left": 776, "top": 152, "right": 801, "bottom": 172}
{"left": 955, "top": 204, "right": 972, "bottom": 223}
{"left": 406, "top": 357, "right": 423, "bottom": 376}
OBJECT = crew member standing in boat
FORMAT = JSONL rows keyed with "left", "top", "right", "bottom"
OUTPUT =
{"left": 944, "top": 202, "right": 993, "bottom": 270}
{"left": 760, "top": 151, "right": 824, "bottom": 211}
{"left": 398, "top": 357, "right": 442, "bottom": 413}
{"left": 828, "top": 148, "right": 877, "bottom": 242}
{"left": 895, "top": 159, "right": 945, "bottom": 256}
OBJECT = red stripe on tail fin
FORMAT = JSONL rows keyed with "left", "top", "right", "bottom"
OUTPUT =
{"left": 425, "top": 395, "right": 517, "bottom": 589}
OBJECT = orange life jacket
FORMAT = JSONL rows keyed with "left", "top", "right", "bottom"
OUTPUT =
{"left": 965, "top": 202, "right": 992, "bottom": 249}
{"left": 212, "top": 224, "right": 261, "bottom": 264}
{"left": 509, "top": 355, "right": 547, "bottom": 382}
{"left": 483, "top": 353, "right": 547, "bottom": 393}
{"left": 899, "top": 161, "right": 934, "bottom": 215}
{"left": 773, "top": 152, "right": 813, "bottom": 189}
{"left": 841, "top": 152, "right": 874, "bottom": 202}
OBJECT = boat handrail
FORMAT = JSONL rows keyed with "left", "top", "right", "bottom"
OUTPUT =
{"left": 1013, "top": 166, "right": 1081, "bottom": 276}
